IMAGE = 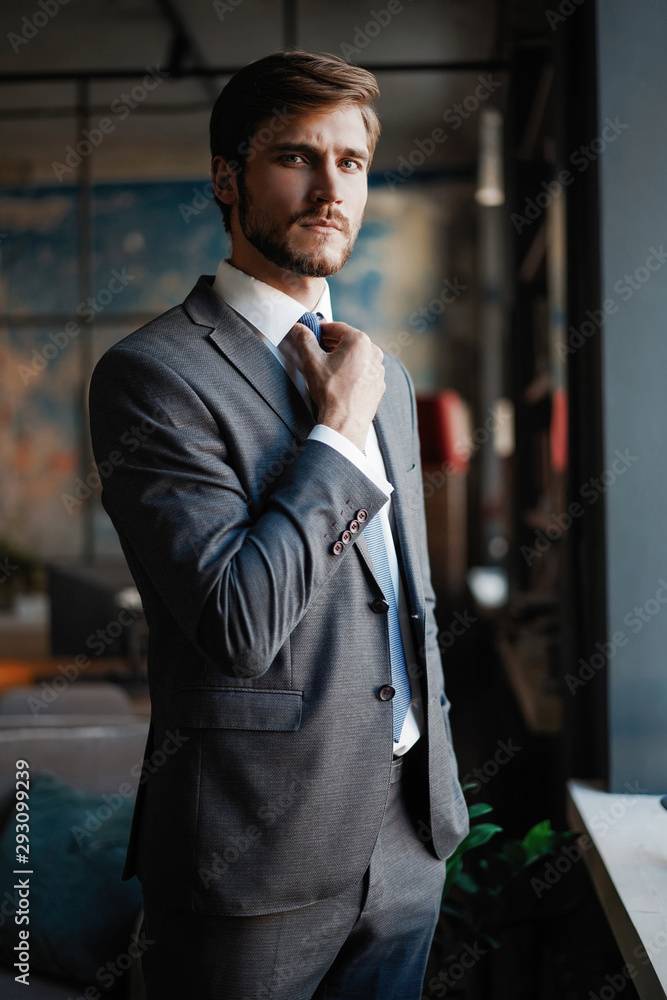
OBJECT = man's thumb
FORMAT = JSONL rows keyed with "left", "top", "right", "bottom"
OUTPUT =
{"left": 289, "top": 322, "right": 320, "bottom": 357}
{"left": 279, "top": 323, "right": 320, "bottom": 372}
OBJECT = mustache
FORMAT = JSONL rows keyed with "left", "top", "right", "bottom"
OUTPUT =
{"left": 289, "top": 209, "right": 351, "bottom": 236}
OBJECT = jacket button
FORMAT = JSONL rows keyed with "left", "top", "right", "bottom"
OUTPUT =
{"left": 340, "top": 529, "right": 352, "bottom": 545}
{"left": 371, "top": 598, "right": 389, "bottom": 614}
{"left": 378, "top": 685, "right": 396, "bottom": 701}
{"left": 332, "top": 541, "right": 344, "bottom": 555}
{"left": 356, "top": 509, "right": 368, "bottom": 522}
{"left": 348, "top": 519, "right": 360, "bottom": 534}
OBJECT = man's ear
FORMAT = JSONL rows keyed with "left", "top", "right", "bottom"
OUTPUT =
{"left": 211, "top": 155, "right": 239, "bottom": 207}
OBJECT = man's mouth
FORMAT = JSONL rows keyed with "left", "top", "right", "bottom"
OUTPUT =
{"left": 300, "top": 218, "right": 343, "bottom": 233}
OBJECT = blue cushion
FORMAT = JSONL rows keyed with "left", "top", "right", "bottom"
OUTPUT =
{"left": 0, "top": 772, "right": 142, "bottom": 984}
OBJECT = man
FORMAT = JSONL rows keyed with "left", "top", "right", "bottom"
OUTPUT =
{"left": 89, "top": 49, "right": 468, "bottom": 1000}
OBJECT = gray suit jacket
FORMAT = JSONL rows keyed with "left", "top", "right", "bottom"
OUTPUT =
{"left": 88, "top": 274, "right": 468, "bottom": 917}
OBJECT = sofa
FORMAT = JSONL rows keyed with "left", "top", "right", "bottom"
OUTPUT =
{"left": 0, "top": 683, "right": 149, "bottom": 999}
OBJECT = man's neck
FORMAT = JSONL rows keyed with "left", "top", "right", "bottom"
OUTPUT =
{"left": 229, "top": 245, "right": 326, "bottom": 313}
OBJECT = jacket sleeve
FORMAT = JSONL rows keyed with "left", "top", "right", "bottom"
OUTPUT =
{"left": 88, "top": 345, "right": 389, "bottom": 678}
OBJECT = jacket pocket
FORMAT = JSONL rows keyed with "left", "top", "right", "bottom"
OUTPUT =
{"left": 175, "top": 687, "right": 303, "bottom": 731}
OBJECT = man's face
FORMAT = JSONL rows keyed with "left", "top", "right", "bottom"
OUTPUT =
{"left": 232, "top": 105, "right": 370, "bottom": 278}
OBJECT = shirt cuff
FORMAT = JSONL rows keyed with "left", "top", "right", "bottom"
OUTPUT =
{"left": 308, "top": 425, "right": 393, "bottom": 497}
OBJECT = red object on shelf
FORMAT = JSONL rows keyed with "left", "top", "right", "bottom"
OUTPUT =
{"left": 416, "top": 391, "right": 469, "bottom": 474}
{"left": 550, "top": 386, "right": 568, "bottom": 472}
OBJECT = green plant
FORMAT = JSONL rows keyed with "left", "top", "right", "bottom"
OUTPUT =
{"left": 439, "top": 784, "right": 579, "bottom": 952}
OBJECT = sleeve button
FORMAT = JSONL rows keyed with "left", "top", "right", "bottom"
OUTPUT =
{"left": 332, "top": 541, "right": 344, "bottom": 555}
{"left": 340, "top": 530, "right": 352, "bottom": 545}
{"left": 356, "top": 509, "right": 368, "bottom": 522}
{"left": 348, "top": 519, "right": 360, "bottom": 534}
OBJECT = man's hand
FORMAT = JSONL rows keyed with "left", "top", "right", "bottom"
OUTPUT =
{"left": 287, "top": 321, "right": 386, "bottom": 451}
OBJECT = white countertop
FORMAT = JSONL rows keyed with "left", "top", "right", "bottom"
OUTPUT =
{"left": 567, "top": 780, "right": 667, "bottom": 1000}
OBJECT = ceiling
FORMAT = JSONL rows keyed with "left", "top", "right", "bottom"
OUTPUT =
{"left": 0, "top": 0, "right": 528, "bottom": 184}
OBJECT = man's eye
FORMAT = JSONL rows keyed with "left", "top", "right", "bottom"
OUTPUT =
{"left": 341, "top": 160, "right": 361, "bottom": 171}
{"left": 279, "top": 154, "right": 304, "bottom": 164}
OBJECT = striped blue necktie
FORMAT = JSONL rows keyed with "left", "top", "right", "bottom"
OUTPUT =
{"left": 297, "top": 311, "right": 323, "bottom": 339}
{"left": 297, "top": 312, "right": 412, "bottom": 743}
{"left": 359, "top": 506, "right": 412, "bottom": 743}
{"left": 297, "top": 311, "right": 326, "bottom": 419}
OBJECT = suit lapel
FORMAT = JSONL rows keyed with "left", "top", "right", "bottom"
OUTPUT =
{"left": 184, "top": 275, "right": 315, "bottom": 443}
{"left": 184, "top": 276, "right": 422, "bottom": 611}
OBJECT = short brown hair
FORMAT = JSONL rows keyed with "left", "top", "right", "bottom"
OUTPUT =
{"left": 209, "top": 49, "right": 381, "bottom": 232}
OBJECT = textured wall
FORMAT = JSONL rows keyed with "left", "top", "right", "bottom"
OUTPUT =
{"left": 1, "top": 176, "right": 463, "bottom": 561}
{"left": 596, "top": 0, "right": 667, "bottom": 792}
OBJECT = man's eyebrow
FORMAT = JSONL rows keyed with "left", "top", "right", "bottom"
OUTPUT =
{"left": 339, "top": 146, "right": 370, "bottom": 162}
{"left": 266, "top": 141, "right": 370, "bottom": 161}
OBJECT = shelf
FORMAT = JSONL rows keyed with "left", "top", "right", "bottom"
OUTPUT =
{"left": 498, "top": 634, "right": 562, "bottom": 733}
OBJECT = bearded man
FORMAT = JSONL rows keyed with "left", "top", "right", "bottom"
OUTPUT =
{"left": 89, "top": 48, "right": 468, "bottom": 1000}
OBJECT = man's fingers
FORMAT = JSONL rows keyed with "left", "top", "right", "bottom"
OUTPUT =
{"left": 289, "top": 321, "right": 382, "bottom": 373}
{"left": 319, "top": 321, "right": 360, "bottom": 334}
{"left": 288, "top": 323, "right": 321, "bottom": 357}
{"left": 318, "top": 321, "right": 364, "bottom": 348}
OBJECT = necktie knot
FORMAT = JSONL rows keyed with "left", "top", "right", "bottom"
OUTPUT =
{"left": 297, "top": 312, "right": 322, "bottom": 344}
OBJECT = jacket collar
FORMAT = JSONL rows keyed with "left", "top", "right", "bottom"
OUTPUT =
{"left": 185, "top": 275, "right": 314, "bottom": 443}
{"left": 183, "top": 275, "right": 421, "bottom": 603}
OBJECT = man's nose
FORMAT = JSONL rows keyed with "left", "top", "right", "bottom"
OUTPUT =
{"left": 309, "top": 161, "right": 343, "bottom": 204}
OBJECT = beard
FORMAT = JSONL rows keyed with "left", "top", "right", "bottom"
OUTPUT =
{"left": 236, "top": 172, "right": 362, "bottom": 277}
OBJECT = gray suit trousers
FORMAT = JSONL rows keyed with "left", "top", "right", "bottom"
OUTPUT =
{"left": 140, "top": 750, "right": 447, "bottom": 1000}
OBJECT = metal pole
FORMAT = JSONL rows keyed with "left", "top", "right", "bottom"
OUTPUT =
{"left": 75, "top": 78, "right": 94, "bottom": 564}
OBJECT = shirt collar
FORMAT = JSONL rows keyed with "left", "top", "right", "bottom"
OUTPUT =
{"left": 212, "top": 258, "right": 332, "bottom": 346}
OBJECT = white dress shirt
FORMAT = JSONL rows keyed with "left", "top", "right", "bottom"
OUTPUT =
{"left": 212, "top": 259, "right": 424, "bottom": 755}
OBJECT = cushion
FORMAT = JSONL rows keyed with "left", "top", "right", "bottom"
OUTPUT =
{"left": 0, "top": 772, "right": 142, "bottom": 985}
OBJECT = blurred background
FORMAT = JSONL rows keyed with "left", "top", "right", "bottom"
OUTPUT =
{"left": 1, "top": 1, "right": 666, "bottom": 998}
